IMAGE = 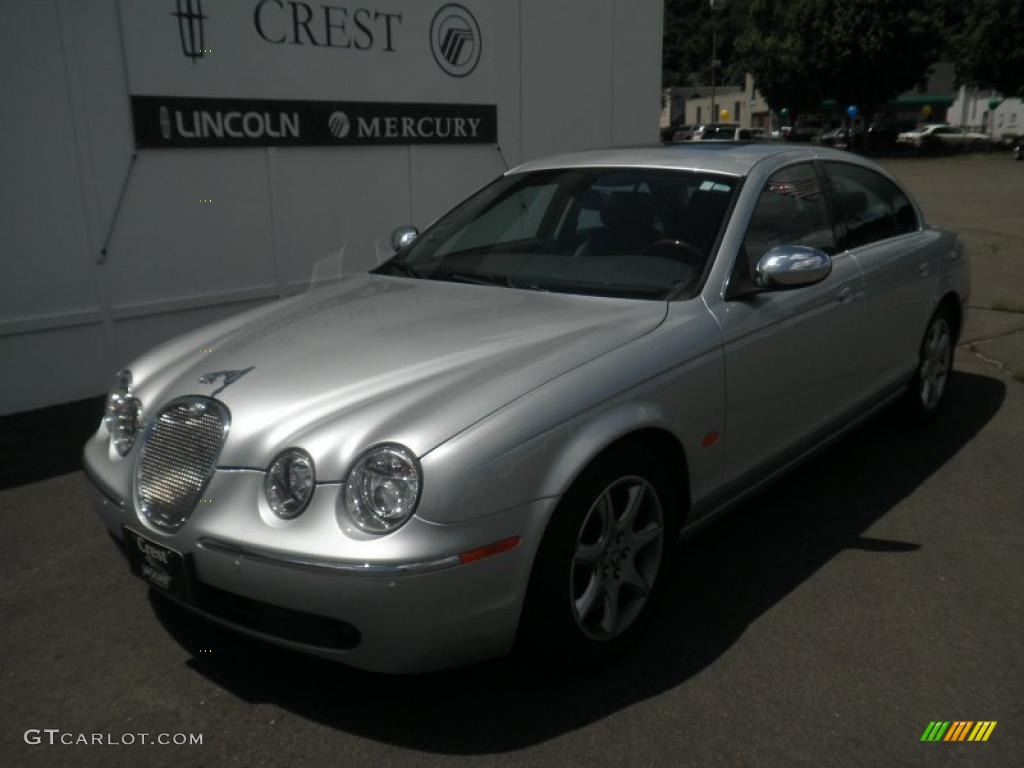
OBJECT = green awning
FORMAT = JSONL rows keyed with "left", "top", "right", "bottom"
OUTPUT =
{"left": 884, "top": 95, "right": 954, "bottom": 110}
{"left": 816, "top": 95, "right": 954, "bottom": 113}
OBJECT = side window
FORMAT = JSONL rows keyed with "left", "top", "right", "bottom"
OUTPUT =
{"left": 742, "top": 163, "right": 836, "bottom": 270}
{"left": 824, "top": 162, "right": 918, "bottom": 250}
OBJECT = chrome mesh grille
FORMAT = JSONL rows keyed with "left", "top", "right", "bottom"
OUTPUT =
{"left": 136, "top": 397, "right": 230, "bottom": 531}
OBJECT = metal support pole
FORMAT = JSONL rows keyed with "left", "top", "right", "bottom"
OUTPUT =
{"left": 710, "top": 27, "right": 716, "bottom": 124}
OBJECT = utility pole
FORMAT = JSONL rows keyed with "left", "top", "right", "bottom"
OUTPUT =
{"left": 710, "top": 26, "right": 716, "bottom": 125}
{"left": 709, "top": 0, "right": 727, "bottom": 125}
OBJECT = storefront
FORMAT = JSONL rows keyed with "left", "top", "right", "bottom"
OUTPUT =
{"left": 0, "top": 0, "right": 663, "bottom": 414}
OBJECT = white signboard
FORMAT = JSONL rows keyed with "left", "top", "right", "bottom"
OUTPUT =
{"left": 121, "top": 0, "right": 494, "bottom": 101}
{"left": 120, "top": 0, "right": 497, "bottom": 147}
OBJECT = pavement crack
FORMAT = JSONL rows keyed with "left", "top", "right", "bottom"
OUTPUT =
{"left": 957, "top": 328, "right": 1024, "bottom": 347}
{"left": 963, "top": 330, "right": 1023, "bottom": 382}
{"left": 967, "top": 303, "right": 1024, "bottom": 316}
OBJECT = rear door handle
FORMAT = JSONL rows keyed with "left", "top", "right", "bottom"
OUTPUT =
{"left": 837, "top": 285, "right": 855, "bottom": 305}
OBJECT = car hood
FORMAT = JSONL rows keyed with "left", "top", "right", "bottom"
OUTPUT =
{"left": 130, "top": 273, "right": 667, "bottom": 478}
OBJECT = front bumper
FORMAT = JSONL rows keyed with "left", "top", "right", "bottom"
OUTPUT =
{"left": 86, "top": 466, "right": 553, "bottom": 674}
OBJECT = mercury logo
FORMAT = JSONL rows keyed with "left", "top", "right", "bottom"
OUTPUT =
{"left": 430, "top": 3, "right": 481, "bottom": 78}
{"left": 328, "top": 111, "right": 351, "bottom": 139}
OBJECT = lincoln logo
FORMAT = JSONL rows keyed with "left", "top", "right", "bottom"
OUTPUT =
{"left": 159, "top": 106, "right": 172, "bottom": 139}
{"left": 172, "top": 0, "right": 207, "bottom": 63}
{"left": 430, "top": 3, "right": 481, "bottom": 78}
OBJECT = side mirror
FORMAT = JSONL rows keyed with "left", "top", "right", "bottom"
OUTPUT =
{"left": 755, "top": 245, "right": 832, "bottom": 290}
{"left": 391, "top": 225, "right": 419, "bottom": 252}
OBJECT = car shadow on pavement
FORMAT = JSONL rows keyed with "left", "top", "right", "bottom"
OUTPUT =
{"left": 152, "top": 370, "right": 1005, "bottom": 754}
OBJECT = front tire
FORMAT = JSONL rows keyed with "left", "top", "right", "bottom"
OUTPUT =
{"left": 902, "top": 306, "right": 955, "bottom": 423}
{"left": 518, "top": 445, "right": 678, "bottom": 667}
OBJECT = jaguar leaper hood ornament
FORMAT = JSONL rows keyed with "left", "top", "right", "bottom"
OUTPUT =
{"left": 198, "top": 366, "right": 254, "bottom": 396}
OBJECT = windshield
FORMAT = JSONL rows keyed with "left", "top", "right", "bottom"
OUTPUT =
{"left": 375, "top": 167, "right": 738, "bottom": 300}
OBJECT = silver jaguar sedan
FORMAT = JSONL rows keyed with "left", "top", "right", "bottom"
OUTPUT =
{"left": 84, "top": 143, "right": 969, "bottom": 673}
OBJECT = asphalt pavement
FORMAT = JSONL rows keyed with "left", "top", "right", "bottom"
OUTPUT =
{"left": 1, "top": 153, "right": 1021, "bottom": 768}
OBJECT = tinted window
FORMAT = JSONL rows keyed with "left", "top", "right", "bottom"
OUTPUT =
{"left": 439, "top": 183, "right": 557, "bottom": 255}
{"left": 824, "top": 162, "right": 917, "bottom": 250}
{"left": 742, "top": 163, "right": 835, "bottom": 271}
{"left": 382, "top": 168, "right": 738, "bottom": 300}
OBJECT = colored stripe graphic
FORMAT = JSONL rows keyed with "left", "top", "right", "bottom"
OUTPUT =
{"left": 921, "top": 721, "right": 996, "bottom": 742}
{"left": 967, "top": 722, "right": 997, "bottom": 742}
{"left": 944, "top": 721, "right": 971, "bottom": 741}
{"left": 921, "top": 721, "right": 950, "bottom": 741}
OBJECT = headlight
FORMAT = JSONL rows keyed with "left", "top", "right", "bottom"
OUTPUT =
{"left": 103, "top": 369, "right": 133, "bottom": 431}
{"left": 265, "top": 449, "right": 316, "bottom": 519}
{"left": 110, "top": 397, "right": 141, "bottom": 456}
{"left": 104, "top": 370, "right": 141, "bottom": 456}
{"left": 343, "top": 444, "right": 421, "bottom": 533}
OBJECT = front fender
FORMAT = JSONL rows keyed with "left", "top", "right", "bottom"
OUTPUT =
{"left": 417, "top": 303, "right": 726, "bottom": 525}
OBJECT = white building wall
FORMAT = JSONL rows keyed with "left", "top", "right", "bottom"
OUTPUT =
{"left": 0, "top": 0, "right": 664, "bottom": 415}
{"left": 680, "top": 75, "right": 770, "bottom": 129}
{"left": 947, "top": 85, "right": 1024, "bottom": 139}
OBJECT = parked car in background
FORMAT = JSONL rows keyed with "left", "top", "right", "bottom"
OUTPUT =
{"left": 691, "top": 123, "right": 759, "bottom": 142}
{"left": 864, "top": 120, "right": 917, "bottom": 153}
{"left": 670, "top": 124, "right": 696, "bottom": 142}
{"left": 897, "top": 123, "right": 990, "bottom": 152}
{"left": 85, "top": 144, "right": 968, "bottom": 673}
{"left": 661, "top": 120, "right": 693, "bottom": 143}
{"left": 818, "top": 125, "right": 863, "bottom": 150}
{"left": 818, "top": 125, "right": 846, "bottom": 146}
{"left": 783, "top": 124, "right": 820, "bottom": 143}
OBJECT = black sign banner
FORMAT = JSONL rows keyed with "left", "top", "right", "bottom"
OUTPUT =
{"left": 131, "top": 95, "right": 497, "bottom": 148}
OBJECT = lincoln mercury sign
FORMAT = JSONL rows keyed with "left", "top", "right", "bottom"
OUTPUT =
{"left": 132, "top": 96, "right": 496, "bottom": 147}
{"left": 123, "top": 0, "right": 495, "bottom": 148}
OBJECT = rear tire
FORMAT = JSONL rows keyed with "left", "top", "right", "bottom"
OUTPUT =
{"left": 901, "top": 305, "right": 955, "bottom": 423}
{"left": 518, "top": 445, "right": 678, "bottom": 668}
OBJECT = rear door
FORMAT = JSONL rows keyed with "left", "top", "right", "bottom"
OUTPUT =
{"left": 822, "top": 161, "right": 938, "bottom": 393}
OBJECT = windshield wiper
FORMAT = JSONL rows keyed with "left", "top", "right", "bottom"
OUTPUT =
{"left": 379, "top": 261, "right": 426, "bottom": 279}
{"left": 432, "top": 270, "right": 547, "bottom": 292}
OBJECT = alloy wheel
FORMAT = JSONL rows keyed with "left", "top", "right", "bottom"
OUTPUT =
{"left": 919, "top": 316, "right": 952, "bottom": 410}
{"left": 570, "top": 475, "right": 664, "bottom": 641}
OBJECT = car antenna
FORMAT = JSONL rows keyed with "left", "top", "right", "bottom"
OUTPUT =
{"left": 495, "top": 144, "right": 510, "bottom": 172}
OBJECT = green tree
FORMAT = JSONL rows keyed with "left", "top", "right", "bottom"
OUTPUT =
{"left": 736, "top": 0, "right": 943, "bottom": 118}
{"left": 662, "top": 0, "right": 749, "bottom": 88}
{"left": 952, "top": 0, "right": 1024, "bottom": 97}
{"left": 733, "top": 0, "right": 821, "bottom": 117}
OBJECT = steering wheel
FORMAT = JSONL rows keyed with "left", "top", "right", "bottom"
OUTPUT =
{"left": 642, "top": 238, "right": 705, "bottom": 270}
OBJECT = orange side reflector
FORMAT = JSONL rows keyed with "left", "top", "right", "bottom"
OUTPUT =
{"left": 459, "top": 537, "right": 521, "bottom": 565}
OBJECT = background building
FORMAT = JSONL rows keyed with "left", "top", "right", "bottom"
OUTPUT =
{"left": 683, "top": 74, "right": 770, "bottom": 128}
{"left": 0, "top": 0, "right": 663, "bottom": 416}
{"left": 948, "top": 87, "right": 1023, "bottom": 139}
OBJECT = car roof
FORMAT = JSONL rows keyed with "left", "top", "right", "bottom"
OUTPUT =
{"left": 510, "top": 143, "right": 821, "bottom": 177}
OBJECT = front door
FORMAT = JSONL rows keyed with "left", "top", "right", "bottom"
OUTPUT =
{"left": 708, "top": 162, "right": 865, "bottom": 495}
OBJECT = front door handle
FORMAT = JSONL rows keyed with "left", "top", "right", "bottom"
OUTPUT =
{"left": 837, "top": 284, "right": 855, "bottom": 305}
{"left": 919, "top": 261, "right": 931, "bottom": 276}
